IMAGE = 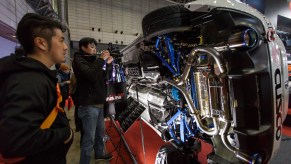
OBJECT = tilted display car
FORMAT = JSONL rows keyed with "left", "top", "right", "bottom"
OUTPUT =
{"left": 120, "top": 0, "right": 289, "bottom": 163}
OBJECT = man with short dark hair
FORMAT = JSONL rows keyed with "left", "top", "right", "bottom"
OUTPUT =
{"left": 73, "top": 37, "right": 113, "bottom": 164}
{"left": 0, "top": 13, "right": 73, "bottom": 164}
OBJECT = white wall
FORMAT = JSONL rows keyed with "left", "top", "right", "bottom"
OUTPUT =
{"left": 0, "top": 0, "right": 34, "bottom": 58}
{"left": 265, "top": 0, "right": 291, "bottom": 27}
{"left": 0, "top": 0, "right": 34, "bottom": 29}
{"left": 0, "top": 36, "right": 17, "bottom": 58}
{"left": 68, "top": 0, "right": 173, "bottom": 45}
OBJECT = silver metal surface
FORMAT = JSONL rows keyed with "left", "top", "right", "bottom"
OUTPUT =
{"left": 128, "top": 84, "right": 167, "bottom": 108}
{"left": 176, "top": 47, "right": 225, "bottom": 86}
{"left": 220, "top": 120, "right": 254, "bottom": 163}
{"left": 195, "top": 72, "right": 210, "bottom": 116}
{"left": 162, "top": 78, "right": 219, "bottom": 136}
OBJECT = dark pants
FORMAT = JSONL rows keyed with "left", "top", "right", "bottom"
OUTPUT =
{"left": 78, "top": 105, "right": 105, "bottom": 164}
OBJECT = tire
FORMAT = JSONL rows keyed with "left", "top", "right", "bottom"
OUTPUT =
{"left": 142, "top": 5, "right": 192, "bottom": 40}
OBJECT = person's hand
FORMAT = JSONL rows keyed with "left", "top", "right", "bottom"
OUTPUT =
{"left": 64, "top": 129, "right": 73, "bottom": 144}
{"left": 66, "top": 80, "right": 71, "bottom": 84}
{"left": 106, "top": 56, "right": 113, "bottom": 64}
{"left": 100, "top": 50, "right": 110, "bottom": 60}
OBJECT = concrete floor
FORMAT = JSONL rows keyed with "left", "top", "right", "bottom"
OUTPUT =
{"left": 65, "top": 107, "right": 109, "bottom": 164}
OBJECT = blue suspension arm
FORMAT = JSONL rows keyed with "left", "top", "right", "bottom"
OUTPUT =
{"left": 154, "top": 51, "right": 178, "bottom": 76}
{"left": 176, "top": 52, "right": 181, "bottom": 75}
{"left": 155, "top": 37, "right": 161, "bottom": 50}
{"left": 183, "top": 114, "right": 195, "bottom": 137}
{"left": 180, "top": 113, "right": 185, "bottom": 142}
{"left": 155, "top": 37, "right": 179, "bottom": 76}
{"left": 167, "top": 108, "right": 198, "bottom": 143}
{"left": 167, "top": 109, "right": 182, "bottom": 126}
{"left": 164, "top": 36, "right": 177, "bottom": 71}
{"left": 169, "top": 127, "right": 180, "bottom": 144}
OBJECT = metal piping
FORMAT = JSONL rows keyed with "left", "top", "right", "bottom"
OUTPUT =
{"left": 176, "top": 47, "right": 225, "bottom": 85}
{"left": 162, "top": 78, "right": 219, "bottom": 136}
{"left": 215, "top": 28, "right": 258, "bottom": 52}
{"left": 220, "top": 120, "right": 255, "bottom": 163}
{"left": 174, "top": 46, "right": 255, "bottom": 162}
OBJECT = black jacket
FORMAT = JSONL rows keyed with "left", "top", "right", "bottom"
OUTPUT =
{"left": 72, "top": 52, "right": 112, "bottom": 106}
{"left": 0, "top": 55, "right": 71, "bottom": 164}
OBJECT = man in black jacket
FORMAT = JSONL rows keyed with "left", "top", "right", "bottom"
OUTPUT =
{"left": 72, "top": 38, "right": 113, "bottom": 164}
{"left": 0, "top": 13, "right": 73, "bottom": 164}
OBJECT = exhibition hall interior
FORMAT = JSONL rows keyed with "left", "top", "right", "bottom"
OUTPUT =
{"left": 0, "top": 0, "right": 291, "bottom": 164}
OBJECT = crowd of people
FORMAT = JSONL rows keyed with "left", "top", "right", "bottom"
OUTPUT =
{"left": 0, "top": 13, "right": 114, "bottom": 164}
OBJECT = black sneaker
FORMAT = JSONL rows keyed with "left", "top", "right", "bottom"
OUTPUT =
{"left": 95, "top": 154, "right": 113, "bottom": 161}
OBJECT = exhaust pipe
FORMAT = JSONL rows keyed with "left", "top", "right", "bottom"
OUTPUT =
{"left": 162, "top": 78, "right": 219, "bottom": 136}
{"left": 215, "top": 28, "right": 258, "bottom": 52}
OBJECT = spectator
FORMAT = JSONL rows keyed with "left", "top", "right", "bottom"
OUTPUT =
{"left": 72, "top": 37, "right": 113, "bottom": 164}
{"left": 0, "top": 13, "right": 73, "bottom": 164}
{"left": 56, "top": 63, "right": 71, "bottom": 109}
{"left": 70, "top": 73, "right": 82, "bottom": 133}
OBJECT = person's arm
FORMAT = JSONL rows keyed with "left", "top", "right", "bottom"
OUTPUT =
{"left": 73, "top": 56, "right": 105, "bottom": 83}
{"left": 59, "top": 81, "right": 70, "bottom": 87}
{"left": 0, "top": 76, "right": 71, "bottom": 157}
{"left": 104, "top": 55, "right": 114, "bottom": 81}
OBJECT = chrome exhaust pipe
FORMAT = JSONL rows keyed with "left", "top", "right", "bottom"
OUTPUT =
{"left": 221, "top": 120, "right": 257, "bottom": 164}
{"left": 177, "top": 47, "right": 225, "bottom": 85}
{"left": 162, "top": 78, "right": 219, "bottom": 136}
{"left": 177, "top": 29, "right": 258, "bottom": 86}
{"left": 214, "top": 28, "right": 258, "bottom": 52}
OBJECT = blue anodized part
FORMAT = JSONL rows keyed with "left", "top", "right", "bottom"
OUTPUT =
{"left": 167, "top": 108, "right": 197, "bottom": 144}
{"left": 154, "top": 36, "right": 179, "bottom": 76}
{"left": 176, "top": 52, "right": 181, "bottom": 75}
{"left": 164, "top": 36, "right": 177, "bottom": 71}
{"left": 154, "top": 51, "right": 177, "bottom": 76}
{"left": 155, "top": 37, "right": 161, "bottom": 50}
{"left": 172, "top": 87, "right": 180, "bottom": 101}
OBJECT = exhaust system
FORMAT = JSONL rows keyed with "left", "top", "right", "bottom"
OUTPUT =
{"left": 166, "top": 28, "right": 259, "bottom": 163}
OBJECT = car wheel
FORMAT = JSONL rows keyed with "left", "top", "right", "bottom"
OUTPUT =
{"left": 142, "top": 5, "right": 193, "bottom": 40}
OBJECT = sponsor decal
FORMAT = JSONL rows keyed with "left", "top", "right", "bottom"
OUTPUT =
{"left": 275, "top": 68, "right": 282, "bottom": 141}
{"left": 106, "top": 93, "right": 125, "bottom": 101}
